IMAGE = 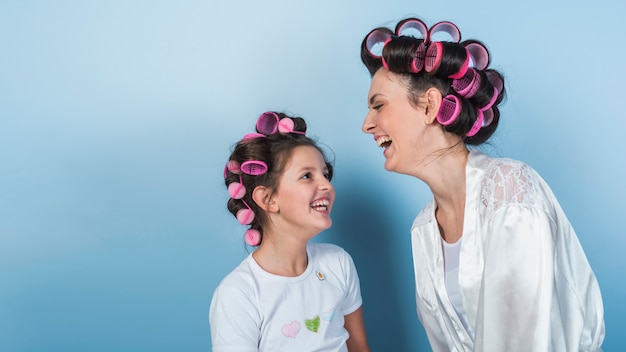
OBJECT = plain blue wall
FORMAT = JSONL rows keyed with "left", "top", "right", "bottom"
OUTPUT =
{"left": 1, "top": 1, "right": 624, "bottom": 351}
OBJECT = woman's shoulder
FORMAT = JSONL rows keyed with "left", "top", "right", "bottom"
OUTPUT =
{"left": 478, "top": 154, "right": 547, "bottom": 210}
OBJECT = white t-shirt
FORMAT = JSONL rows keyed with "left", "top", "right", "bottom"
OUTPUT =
{"left": 209, "top": 243, "right": 363, "bottom": 352}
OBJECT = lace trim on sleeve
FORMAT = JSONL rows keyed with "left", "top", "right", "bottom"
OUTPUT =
{"left": 479, "top": 158, "right": 541, "bottom": 215}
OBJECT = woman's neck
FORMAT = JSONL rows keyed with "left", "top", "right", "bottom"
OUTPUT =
{"left": 428, "top": 147, "right": 468, "bottom": 243}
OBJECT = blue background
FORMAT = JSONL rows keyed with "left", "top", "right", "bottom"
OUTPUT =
{"left": 1, "top": 1, "right": 624, "bottom": 351}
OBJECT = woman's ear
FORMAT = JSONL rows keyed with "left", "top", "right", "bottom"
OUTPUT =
{"left": 423, "top": 87, "right": 443, "bottom": 125}
{"left": 252, "top": 186, "right": 278, "bottom": 213}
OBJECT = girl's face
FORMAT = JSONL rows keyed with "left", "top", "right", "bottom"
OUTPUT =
{"left": 362, "top": 69, "right": 439, "bottom": 176}
{"left": 270, "top": 145, "right": 335, "bottom": 239}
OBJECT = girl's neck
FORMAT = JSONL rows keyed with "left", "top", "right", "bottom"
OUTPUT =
{"left": 252, "top": 237, "right": 309, "bottom": 277}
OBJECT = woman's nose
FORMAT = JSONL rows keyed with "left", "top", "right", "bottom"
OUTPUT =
{"left": 362, "top": 111, "right": 375, "bottom": 134}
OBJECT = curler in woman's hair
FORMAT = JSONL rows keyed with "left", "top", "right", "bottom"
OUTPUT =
{"left": 395, "top": 18, "right": 428, "bottom": 39}
{"left": 436, "top": 94, "right": 462, "bottom": 126}
{"left": 464, "top": 41, "right": 490, "bottom": 70}
{"left": 425, "top": 42, "right": 469, "bottom": 78}
{"left": 452, "top": 68, "right": 482, "bottom": 98}
{"left": 365, "top": 28, "right": 393, "bottom": 58}
{"left": 466, "top": 109, "right": 485, "bottom": 137}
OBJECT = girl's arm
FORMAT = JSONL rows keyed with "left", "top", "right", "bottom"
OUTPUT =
{"left": 344, "top": 306, "right": 370, "bottom": 352}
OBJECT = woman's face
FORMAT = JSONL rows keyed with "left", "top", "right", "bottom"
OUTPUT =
{"left": 362, "top": 69, "right": 438, "bottom": 175}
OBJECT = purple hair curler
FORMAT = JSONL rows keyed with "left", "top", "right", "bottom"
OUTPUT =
{"left": 241, "top": 160, "right": 268, "bottom": 176}
{"left": 486, "top": 71, "right": 504, "bottom": 94}
{"left": 425, "top": 42, "right": 444, "bottom": 73}
{"left": 465, "top": 42, "right": 490, "bottom": 70}
{"left": 436, "top": 94, "right": 462, "bottom": 126}
{"left": 395, "top": 18, "right": 429, "bottom": 39}
{"left": 381, "top": 37, "right": 392, "bottom": 69}
{"left": 467, "top": 109, "right": 485, "bottom": 137}
{"left": 482, "top": 108, "right": 494, "bottom": 127}
{"left": 256, "top": 111, "right": 305, "bottom": 136}
{"left": 365, "top": 29, "right": 393, "bottom": 58}
{"left": 449, "top": 48, "right": 470, "bottom": 79}
{"left": 428, "top": 21, "right": 461, "bottom": 43}
{"left": 480, "top": 86, "right": 499, "bottom": 111}
{"left": 452, "top": 68, "right": 482, "bottom": 98}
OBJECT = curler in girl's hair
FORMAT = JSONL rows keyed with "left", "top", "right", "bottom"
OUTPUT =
{"left": 244, "top": 229, "right": 261, "bottom": 246}
{"left": 257, "top": 111, "right": 305, "bottom": 135}
{"left": 236, "top": 200, "right": 255, "bottom": 225}
{"left": 241, "top": 160, "right": 268, "bottom": 176}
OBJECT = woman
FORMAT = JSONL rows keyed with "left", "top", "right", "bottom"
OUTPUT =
{"left": 359, "top": 18, "right": 604, "bottom": 351}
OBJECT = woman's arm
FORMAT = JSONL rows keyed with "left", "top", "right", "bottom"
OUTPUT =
{"left": 474, "top": 206, "right": 556, "bottom": 352}
{"left": 344, "top": 306, "right": 370, "bottom": 352}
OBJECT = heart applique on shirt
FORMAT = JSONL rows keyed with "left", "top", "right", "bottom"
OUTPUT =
{"left": 305, "top": 316, "right": 320, "bottom": 332}
{"left": 282, "top": 321, "right": 300, "bottom": 338}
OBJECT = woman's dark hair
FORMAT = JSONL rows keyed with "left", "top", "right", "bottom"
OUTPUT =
{"left": 361, "top": 18, "right": 506, "bottom": 145}
{"left": 224, "top": 112, "right": 334, "bottom": 245}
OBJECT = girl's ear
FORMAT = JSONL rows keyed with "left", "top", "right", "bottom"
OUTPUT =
{"left": 252, "top": 186, "right": 278, "bottom": 213}
{"left": 423, "top": 87, "right": 443, "bottom": 125}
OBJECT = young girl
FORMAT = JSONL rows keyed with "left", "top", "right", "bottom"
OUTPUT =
{"left": 210, "top": 111, "right": 370, "bottom": 352}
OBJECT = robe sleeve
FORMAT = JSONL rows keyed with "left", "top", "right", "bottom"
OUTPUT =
{"left": 474, "top": 205, "right": 556, "bottom": 352}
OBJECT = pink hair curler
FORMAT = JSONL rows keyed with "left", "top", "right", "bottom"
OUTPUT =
{"left": 380, "top": 37, "right": 393, "bottom": 69}
{"left": 395, "top": 18, "right": 429, "bottom": 39}
{"left": 244, "top": 229, "right": 261, "bottom": 246}
{"left": 223, "top": 160, "right": 241, "bottom": 179}
{"left": 465, "top": 42, "right": 490, "bottom": 70}
{"left": 482, "top": 108, "right": 494, "bottom": 127}
{"left": 228, "top": 182, "right": 246, "bottom": 199}
{"left": 256, "top": 111, "right": 305, "bottom": 136}
{"left": 480, "top": 86, "right": 498, "bottom": 111}
{"left": 436, "top": 94, "right": 462, "bottom": 126}
{"left": 236, "top": 200, "right": 255, "bottom": 225}
{"left": 486, "top": 70, "right": 504, "bottom": 94}
{"left": 452, "top": 68, "right": 482, "bottom": 98}
{"left": 365, "top": 29, "right": 393, "bottom": 58}
{"left": 467, "top": 109, "right": 485, "bottom": 137}
{"left": 428, "top": 21, "right": 461, "bottom": 43}
{"left": 448, "top": 48, "right": 470, "bottom": 79}
{"left": 242, "top": 132, "right": 265, "bottom": 140}
{"left": 410, "top": 42, "right": 427, "bottom": 73}
{"left": 240, "top": 160, "right": 268, "bottom": 176}
{"left": 424, "top": 42, "right": 443, "bottom": 73}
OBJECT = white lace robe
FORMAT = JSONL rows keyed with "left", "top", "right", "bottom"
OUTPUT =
{"left": 410, "top": 150, "right": 605, "bottom": 352}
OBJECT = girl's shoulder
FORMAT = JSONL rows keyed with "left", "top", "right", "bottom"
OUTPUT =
{"left": 309, "top": 242, "right": 350, "bottom": 259}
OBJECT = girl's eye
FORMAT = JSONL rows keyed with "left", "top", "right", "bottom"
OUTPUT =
{"left": 373, "top": 103, "right": 383, "bottom": 110}
{"left": 301, "top": 172, "right": 312, "bottom": 179}
{"left": 323, "top": 173, "right": 331, "bottom": 180}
